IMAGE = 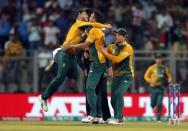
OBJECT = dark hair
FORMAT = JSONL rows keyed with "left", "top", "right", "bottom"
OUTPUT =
{"left": 71, "top": 8, "right": 91, "bottom": 21}
{"left": 91, "top": 9, "right": 105, "bottom": 23}
{"left": 77, "top": 8, "right": 91, "bottom": 16}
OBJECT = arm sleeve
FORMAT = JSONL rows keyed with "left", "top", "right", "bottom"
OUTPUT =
{"left": 103, "top": 46, "right": 132, "bottom": 63}
{"left": 105, "top": 45, "right": 112, "bottom": 53}
{"left": 72, "top": 29, "right": 97, "bottom": 49}
{"left": 86, "top": 29, "right": 98, "bottom": 43}
{"left": 144, "top": 67, "right": 152, "bottom": 83}
{"left": 81, "top": 21, "right": 108, "bottom": 28}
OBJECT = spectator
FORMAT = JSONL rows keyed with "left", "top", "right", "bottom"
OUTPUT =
{"left": 45, "top": 0, "right": 58, "bottom": 9}
{"left": 17, "top": 20, "right": 29, "bottom": 49}
{"left": 141, "top": 0, "right": 157, "bottom": 20}
{"left": 23, "top": 5, "right": 36, "bottom": 23}
{"left": 58, "top": 0, "right": 73, "bottom": 10}
{"left": 54, "top": 11, "right": 70, "bottom": 42}
{"left": 156, "top": 7, "right": 173, "bottom": 49}
{"left": 109, "top": 2, "right": 123, "bottom": 24}
{"left": 131, "top": 2, "right": 145, "bottom": 49}
{"left": 0, "top": 13, "right": 11, "bottom": 54}
{"left": 28, "top": 19, "right": 41, "bottom": 50}
{"left": 186, "top": 18, "right": 188, "bottom": 49}
{"left": 43, "top": 20, "right": 60, "bottom": 49}
{"left": 121, "top": 3, "right": 132, "bottom": 28}
{"left": 3, "top": 34, "right": 23, "bottom": 86}
{"left": 4, "top": 34, "right": 23, "bottom": 58}
{"left": 156, "top": 8, "right": 173, "bottom": 32}
{"left": 144, "top": 34, "right": 153, "bottom": 51}
{"left": 132, "top": 2, "right": 145, "bottom": 28}
{"left": 148, "top": 11, "right": 158, "bottom": 38}
{"left": 171, "top": 21, "right": 187, "bottom": 56}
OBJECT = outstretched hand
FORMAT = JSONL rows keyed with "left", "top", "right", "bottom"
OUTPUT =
{"left": 101, "top": 48, "right": 106, "bottom": 54}
{"left": 108, "top": 67, "right": 113, "bottom": 77}
{"left": 106, "top": 24, "right": 112, "bottom": 29}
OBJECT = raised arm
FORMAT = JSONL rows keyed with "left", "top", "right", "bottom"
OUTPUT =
{"left": 81, "top": 21, "right": 111, "bottom": 29}
{"left": 67, "top": 28, "right": 98, "bottom": 50}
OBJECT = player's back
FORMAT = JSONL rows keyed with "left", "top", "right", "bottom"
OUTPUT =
{"left": 87, "top": 28, "right": 106, "bottom": 63}
{"left": 89, "top": 28, "right": 104, "bottom": 48}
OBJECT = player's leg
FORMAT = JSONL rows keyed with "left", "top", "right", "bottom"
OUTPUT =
{"left": 80, "top": 67, "right": 90, "bottom": 117}
{"left": 82, "top": 63, "right": 106, "bottom": 122}
{"left": 94, "top": 75, "right": 111, "bottom": 123}
{"left": 99, "top": 76, "right": 111, "bottom": 121}
{"left": 150, "top": 88, "right": 158, "bottom": 112}
{"left": 110, "top": 77, "right": 119, "bottom": 118}
{"left": 67, "top": 59, "right": 78, "bottom": 91}
{"left": 82, "top": 69, "right": 90, "bottom": 115}
{"left": 42, "top": 51, "right": 71, "bottom": 100}
{"left": 85, "top": 67, "right": 91, "bottom": 115}
{"left": 85, "top": 83, "right": 90, "bottom": 115}
{"left": 156, "top": 88, "right": 164, "bottom": 121}
{"left": 95, "top": 78, "right": 103, "bottom": 118}
{"left": 40, "top": 51, "right": 73, "bottom": 111}
{"left": 113, "top": 76, "right": 132, "bottom": 123}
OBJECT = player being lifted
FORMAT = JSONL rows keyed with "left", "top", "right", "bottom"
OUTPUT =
{"left": 39, "top": 8, "right": 111, "bottom": 112}
{"left": 65, "top": 10, "right": 113, "bottom": 123}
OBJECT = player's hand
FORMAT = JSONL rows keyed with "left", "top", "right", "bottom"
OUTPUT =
{"left": 84, "top": 69, "right": 88, "bottom": 77}
{"left": 149, "top": 80, "right": 156, "bottom": 86}
{"left": 83, "top": 52, "right": 89, "bottom": 59}
{"left": 108, "top": 67, "right": 113, "bottom": 77}
{"left": 45, "top": 59, "right": 54, "bottom": 72}
{"left": 106, "top": 24, "right": 112, "bottom": 28}
{"left": 101, "top": 48, "right": 106, "bottom": 54}
{"left": 84, "top": 47, "right": 89, "bottom": 51}
{"left": 168, "top": 79, "right": 172, "bottom": 84}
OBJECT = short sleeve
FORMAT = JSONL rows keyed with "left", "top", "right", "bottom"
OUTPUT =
{"left": 86, "top": 29, "right": 98, "bottom": 43}
{"left": 123, "top": 45, "right": 133, "bottom": 55}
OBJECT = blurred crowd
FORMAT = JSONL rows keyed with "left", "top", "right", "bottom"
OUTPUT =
{"left": 0, "top": 0, "right": 188, "bottom": 93}
{"left": 0, "top": 0, "right": 188, "bottom": 53}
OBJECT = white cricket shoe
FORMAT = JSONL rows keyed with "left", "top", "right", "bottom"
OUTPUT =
{"left": 98, "top": 118, "right": 105, "bottom": 124}
{"left": 81, "top": 116, "right": 94, "bottom": 123}
{"left": 92, "top": 117, "right": 105, "bottom": 124}
{"left": 38, "top": 95, "right": 48, "bottom": 112}
{"left": 108, "top": 119, "right": 125, "bottom": 125}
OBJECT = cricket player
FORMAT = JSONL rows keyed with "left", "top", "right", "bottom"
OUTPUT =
{"left": 39, "top": 8, "right": 111, "bottom": 112}
{"left": 144, "top": 54, "right": 172, "bottom": 121}
{"left": 65, "top": 10, "right": 112, "bottom": 123}
{"left": 101, "top": 28, "right": 134, "bottom": 124}
{"left": 76, "top": 50, "right": 111, "bottom": 122}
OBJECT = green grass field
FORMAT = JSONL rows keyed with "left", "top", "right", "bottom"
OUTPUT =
{"left": 0, "top": 121, "right": 188, "bottom": 131}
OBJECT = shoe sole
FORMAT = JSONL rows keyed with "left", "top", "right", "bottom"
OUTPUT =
{"left": 108, "top": 122, "right": 125, "bottom": 125}
{"left": 108, "top": 123, "right": 125, "bottom": 125}
{"left": 38, "top": 95, "right": 48, "bottom": 112}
